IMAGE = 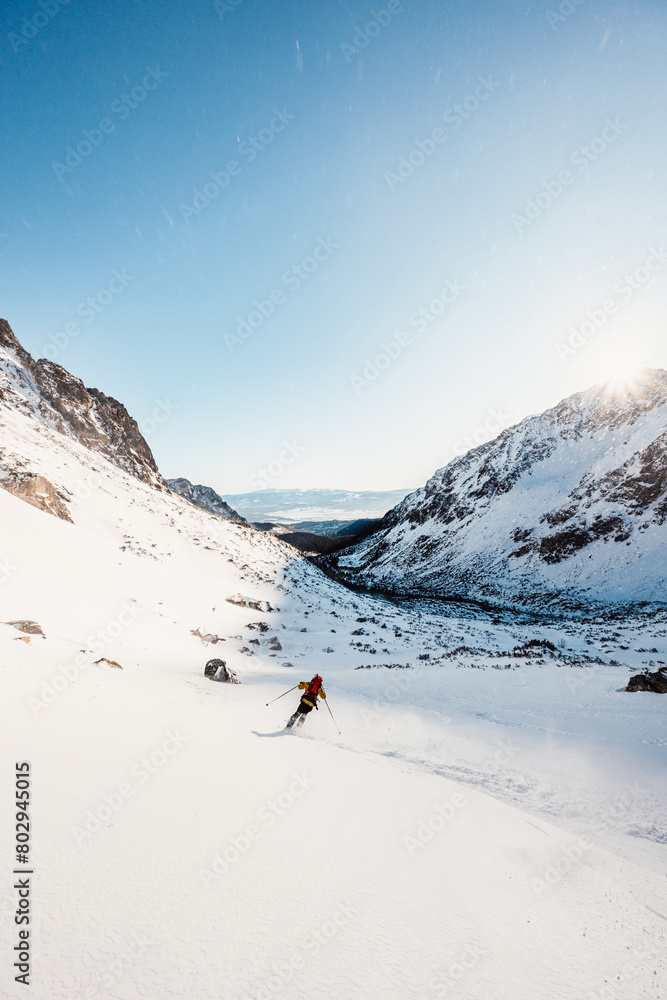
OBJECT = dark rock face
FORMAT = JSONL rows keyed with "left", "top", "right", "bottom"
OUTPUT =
{"left": 538, "top": 516, "right": 630, "bottom": 565}
{"left": 0, "top": 319, "right": 33, "bottom": 369}
{"left": 600, "top": 432, "right": 667, "bottom": 524}
{"left": 34, "top": 361, "right": 163, "bottom": 486}
{"left": 87, "top": 387, "right": 162, "bottom": 480}
{"left": 167, "top": 478, "right": 245, "bottom": 522}
{"left": 0, "top": 319, "right": 165, "bottom": 489}
{"left": 204, "top": 658, "right": 223, "bottom": 678}
{"left": 626, "top": 668, "right": 667, "bottom": 693}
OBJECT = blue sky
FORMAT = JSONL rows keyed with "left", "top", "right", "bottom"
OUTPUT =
{"left": 1, "top": 0, "right": 666, "bottom": 492}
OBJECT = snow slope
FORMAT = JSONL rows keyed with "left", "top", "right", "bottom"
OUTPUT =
{"left": 3, "top": 656, "right": 666, "bottom": 1000}
{"left": 1, "top": 363, "right": 665, "bottom": 999}
{"left": 324, "top": 370, "right": 667, "bottom": 611}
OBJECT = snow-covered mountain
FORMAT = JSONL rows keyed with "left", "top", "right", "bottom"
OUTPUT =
{"left": 2, "top": 320, "right": 666, "bottom": 1000}
{"left": 0, "top": 320, "right": 362, "bottom": 642}
{"left": 220, "top": 486, "right": 414, "bottom": 523}
{"left": 167, "top": 477, "right": 245, "bottom": 523}
{"left": 0, "top": 319, "right": 164, "bottom": 488}
{"left": 322, "top": 371, "right": 667, "bottom": 610}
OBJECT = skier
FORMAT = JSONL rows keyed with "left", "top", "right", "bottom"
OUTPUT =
{"left": 285, "top": 674, "right": 326, "bottom": 729}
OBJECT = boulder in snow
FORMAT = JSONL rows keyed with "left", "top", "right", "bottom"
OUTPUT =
{"left": 191, "top": 627, "right": 224, "bottom": 645}
{"left": 204, "top": 658, "right": 239, "bottom": 683}
{"left": 226, "top": 594, "right": 273, "bottom": 612}
{"left": 626, "top": 667, "right": 667, "bottom": 693}
{"left": 5, "top": 620, "right": 45, "bottom": 636}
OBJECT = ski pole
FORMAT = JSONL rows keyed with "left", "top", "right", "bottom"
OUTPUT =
{"left": 324, "top": 698, "right": 341, "bottom": 734}
{"left": 266, "top": 684, "right": 300, "bottom": 706}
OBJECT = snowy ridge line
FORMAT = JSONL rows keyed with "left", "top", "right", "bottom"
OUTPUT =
{"left": 0, "top": 318, "right": 165, "bottom": 488}
{"left": 0, "top": 398, "right": 367, "bottom": 602}
{"left": 321, "top": 369, "right": 667, "bottom": 611}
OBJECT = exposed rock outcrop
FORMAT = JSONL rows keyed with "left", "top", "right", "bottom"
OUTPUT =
{"left": 5, "top": 620, "right": 45, "bottom": 636}
{"left": 95, "top": 657, "right": 123, "bottom": 669}
{"left": 0, "top": 319, "right": 165, "bottom": 489}
{"left": 191, "top": 627, "right": 224, "bottom": 645}
{"left": 226, "top": 594, "right": 274, "bottom": 612}
{"left": 2, "top": 475, "right": 73, "bottom": 522}
{"left": 204, "top": 658, "right": 240, "bottom": 683}
{"left": 626, "top": 667, "right": 667, "bottom": 693}
{"left": 167, "top": 478, "right": 245, "bottom": 522}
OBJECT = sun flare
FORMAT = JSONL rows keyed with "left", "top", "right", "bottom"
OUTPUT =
{"left": 599, "top": 353, "right": 649, "bottom": 396}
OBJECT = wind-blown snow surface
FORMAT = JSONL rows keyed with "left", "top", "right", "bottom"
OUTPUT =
{"left": 325, "top": 371, "right": 667, "bottom": 611}
{"left": 1, "top": 403, "right": 666, "bottom": 999}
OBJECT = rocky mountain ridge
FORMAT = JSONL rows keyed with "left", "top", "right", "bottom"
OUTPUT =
{"left": 320, "top": 370, "right": 667, "bottom": 611}
{"left": 167, "top": 478, "right": 245, "bottom": 523}
{"left": 0, "top": 319, "right": 165, "bottom": 489}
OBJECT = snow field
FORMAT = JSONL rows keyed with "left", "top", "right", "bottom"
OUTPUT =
{"left": 3, "top": 659, "right": 665, "bottom": 999}
{"left": 0, "top": 400, "right": 665, "bottom": 998}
